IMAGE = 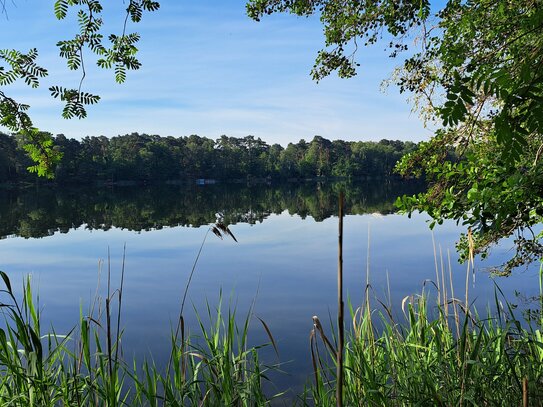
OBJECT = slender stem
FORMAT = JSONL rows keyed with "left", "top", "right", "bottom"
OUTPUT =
{"left": 106, "top": 247, "right": 113, "bottom": 389}
{"left": 432, "top": 231, "right": 440, "bottom": 306}
{"left": 539, "top": 261, "right": 542, "bottom": 329}
{"left": 337, "top": 191, "right": 344, "bottom": 407}
{"left": 166, "top": 227, "right": 211, "bottom": 378}
{"left": 114, "top": 244, "right": 126, "bottom": 368}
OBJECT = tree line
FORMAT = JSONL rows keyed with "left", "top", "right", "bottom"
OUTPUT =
{"left": 0, "top": 132, "right": 418, "bottom": 184}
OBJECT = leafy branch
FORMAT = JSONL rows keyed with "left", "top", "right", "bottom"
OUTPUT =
{"left": 0, "top": 49, "right": 60, "bottom": 177}
{"left": 51, "top": 0, "right": 159, "bottom": 119}
{"left": 0, "top": 1, "right": 160, "bottom": 177}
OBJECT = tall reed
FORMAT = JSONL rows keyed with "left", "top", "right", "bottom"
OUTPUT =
{"left": 0, "top": 268, "right": 278, "bottom": 406}
{"left": 306, "top": 266, "right": 543, "bottom": 406}
{"left": 133, "top": 295, "right": 278, "bottom": 406}
{"left": 0, "top": 272, "right": 81, "bottom": 406}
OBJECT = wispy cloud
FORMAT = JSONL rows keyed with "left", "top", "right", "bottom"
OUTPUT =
{"left": 1, "top": 0, "right": 427, "bottom": 144}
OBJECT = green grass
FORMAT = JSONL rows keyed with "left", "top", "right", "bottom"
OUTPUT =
{"left": 0, "top": 271, "right": 277, "bottom": 406}
{"left": 305, "top": 290, "right": 543, "bottom": 406}
{"left": 0, "top": 268, "right": 542, "bottom": 406}
{"left": 133, "top": 297, "right": 280, "bottom": 406}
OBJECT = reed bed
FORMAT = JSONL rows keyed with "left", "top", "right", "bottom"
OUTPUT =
{"left": 0, "top": 271, "right": 276, "bottom": 406}
{"left": 0, "top": 265, "right": 542, "bottom": 406}
{"left": 305, "top": 268, "right": 543, "bottom": 406}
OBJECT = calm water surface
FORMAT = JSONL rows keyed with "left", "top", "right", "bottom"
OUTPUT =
{"left": 0, "top": 181, "right": 540, "bottom": 396}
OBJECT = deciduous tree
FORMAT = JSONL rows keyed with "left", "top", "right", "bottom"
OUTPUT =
{"left": 247, "top": 0, "right": 543, "bottom": 272}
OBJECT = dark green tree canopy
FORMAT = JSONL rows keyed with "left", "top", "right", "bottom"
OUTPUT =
{"left": 0, "top": 132, "right": 417, "bottom": 184}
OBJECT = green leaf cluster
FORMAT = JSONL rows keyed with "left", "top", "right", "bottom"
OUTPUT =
{"left": 0, "top": 48, "right": 47, "bottom": 89}
{"left": 19, "top": 129, "right": 63, "bottom": 179}
{"left": 49, "top": 86, "right": 100, "bottom": 119}
{"left": 51, "top": 0, "right": 160, "bottom": 116}
{"left": 395, "top": 0, "right": 543, "bottom": 272}
{"left": 247, "top": 0, "right": 430, "bottom": 81}
{"left": 0, "top": 48, "right": 47, "bottom": 132}
{"left": 0, "top": 48, "right": 58, "bottom": 176}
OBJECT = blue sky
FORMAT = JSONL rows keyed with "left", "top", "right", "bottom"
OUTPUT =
{"left": 1, "top": 1, "right": 432, "bottom": 145}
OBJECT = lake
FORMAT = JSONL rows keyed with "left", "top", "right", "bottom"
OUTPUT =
{"left": 0, "top": 180, "right": 540, "bottom": 397}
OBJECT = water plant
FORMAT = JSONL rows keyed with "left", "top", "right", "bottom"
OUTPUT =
{"left": 133, "top": 294, "right": 280, "bottom": 406}
{"left": 0, "top": 270, "right": 277, "bottom": 406}
{"left": 306, "top": 274, "right": 543, "bottom": 406}
{"left": 0, "top": 271, "right": 81, "bottom": 406}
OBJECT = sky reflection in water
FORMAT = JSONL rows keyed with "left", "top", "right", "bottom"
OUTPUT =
{"left": 0, "top": 185, "right": 540, "bottom": 394}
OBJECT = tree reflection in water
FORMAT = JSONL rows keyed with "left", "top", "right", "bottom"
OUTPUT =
{"left": 0, "top": 180, "right": 425, "bottom": 239}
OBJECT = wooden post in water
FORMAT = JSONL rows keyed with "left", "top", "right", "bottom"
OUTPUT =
{"left": 337, "top": 191, "right": 344, "bottom": 407}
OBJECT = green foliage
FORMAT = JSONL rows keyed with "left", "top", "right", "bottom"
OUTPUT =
{"left": 394, "top": 0, "right": 543, "bottom": 273}
{"left": 306, "top": 287, "right": 543, "bottom": 406}
{"left": 247, "top": 0, "right": 543, "bottom": 273}
{"left": 247, "top": 0, "right": 431, "bottom": 81}
{"left": 1, "top": 258, "right": 542, "bottom": 405}
{"left": 2, "top": 266, "right": 543, "bottom": 405}
{"left": 0, "top": 271, "right": 277, "bottom": 406}
{"left": 18, "top": 129, "right": 63, "bottom": 178}
{"left": 49, "top": 86, "right": 100, "bottom": 120}
{"left": 0, "top": 272, "right": 78, "bottom": 405}
{"left": 0, "top": 49, "right": 47, "bottom": 89}
{"left": 0, "top": 49, "right": 46, "bottom": 133}
{"left": 0, "top": 132, "right": 417, "bottom": 184}
{"left": 51, "top": 0, "right": 159, "bottom": 114}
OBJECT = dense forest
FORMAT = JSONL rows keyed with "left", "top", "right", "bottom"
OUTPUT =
{"left": 0, "top": 132, "right": 418, "bottom": 184}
